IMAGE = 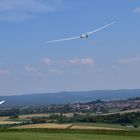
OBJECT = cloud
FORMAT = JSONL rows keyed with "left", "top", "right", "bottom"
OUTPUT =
{"left": 41, "top": 58, "right": 53, "bottom": 65}
{"left": 69, "top": 58, "right": 95, "bottom": 65}
{"left": 81, "top": 58, "right": 95, "bottom": 65}
{"left": 25, "top": 65, "right": 38, "bottom": 72}
{"left": 0, "top": 69, "right": 10, "bottom": 75}
{"left": 133, "top": 8, "right": 140, "bottom": 14}
{"left": 40, "top": 57, "right": 95, "bottom": 67}
{"left": 24, "top": 65, "right": 42, "bottom": 76}
{"left": 69, "top": 58, "right": 81, "bottom": 65}
{"left": 118, "top": 56, "right": 140, "bottom": 64}
{"left": 0, "top": 0, "right": 61, "bottom": 21}
{"left": 48, "top": 69, "right": 63, "bottom": 74}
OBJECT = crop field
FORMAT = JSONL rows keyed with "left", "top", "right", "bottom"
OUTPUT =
{"left": 14, "top": 123, "right": 125, "bottom": 131}
{"left": 19, "top": 113, "right": 73, "bottom": 119}
{"left": 13, "top": 123, "right": 140, "bottom": 131}
{"left": 102, "top": 109, "right": 140, "bottom": 116}
{"left": 0, "top": 121, "right": 20, "bottom": 125}
{"left": 0, "top": 116, "right": 20, "bottom": 125}
{"left": 71, "top": 123, "right": 140, "bottom": 131}
{"left": 14, "top": 123, "right": 71, "bottom": 129}
{"left": 0, "top": 131, "right": 139, "bottom": 140}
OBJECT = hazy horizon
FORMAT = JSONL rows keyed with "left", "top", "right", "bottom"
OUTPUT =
{"left": 1, "top": 88, "right": 140, "bottom": 96}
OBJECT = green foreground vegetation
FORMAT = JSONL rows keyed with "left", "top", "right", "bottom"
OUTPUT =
{"left": 0, "top": 129, "right": 140, "bottom": 140}
{"left": 0, "top": 131, "right": 139, "bottom": 140}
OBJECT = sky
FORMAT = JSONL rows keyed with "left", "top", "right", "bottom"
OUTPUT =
{"left": 0, "top": 0, "right": 140, "bottom": 95}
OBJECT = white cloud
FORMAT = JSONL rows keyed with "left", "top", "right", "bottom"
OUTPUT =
{"left": 69, "top": 58, "right": 81, "bottom": 65}
{"left": 40, "top": 57, "right": 95, "bottom": 67}
{"left": 81, "top": 58, "right": 95, "bottom": 65}
{"left": 0, "top": 69, "right": 10, "bottom": 75}
{"left": 0, "top": 0, "right": 60, "bottom": 21}
{"left": 118, "top": 56, "right": 140, "bottom": 64}
{"left": 69, "top": 58, "right": 95, "bottom": 65}
{"left": 133, "top": 8, "right": 140, "bottom": 14}
{"left": 48, "top": 69, "right": 63, "bottom": 74}
{"left": 25, "top": 65, "right": 38, "bottom": 72}
{"left": 24, "top": 65, "right": 42, "bottom": 76}
{"left": 41, "top": 58, "right": 53, "bottom": 65}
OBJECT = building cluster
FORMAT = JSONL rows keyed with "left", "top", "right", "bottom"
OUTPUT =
{"left": 69, "top": 99, "right": 140, "bottom": 113}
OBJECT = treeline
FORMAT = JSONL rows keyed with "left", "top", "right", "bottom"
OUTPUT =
{"left": 0, "top": 105, "right": 71, "bottom": 116}
{"left": 58, "top": 112, "right": 140, "bottom": 126}
{"left": 0, "top": 108, "right": 20, "bottom": 116}
{"left": 29, "top": 112, "right": 140, "bottom": 126}
{"left": 80, "top": 112, "right": 140, "bottom": 124}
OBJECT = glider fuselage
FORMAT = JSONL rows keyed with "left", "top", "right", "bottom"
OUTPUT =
{"left": 80, "top": 33, "right": 88, "bottom": 39}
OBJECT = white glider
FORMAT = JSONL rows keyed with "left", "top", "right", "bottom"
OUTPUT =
{"left": 0, "top": 100, "right": 5, "bottom": 105}
{"left": 47, "top": 21, "right": 115, "bottom": 43}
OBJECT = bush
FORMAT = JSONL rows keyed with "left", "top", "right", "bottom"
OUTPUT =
{"left": 120, "top": 123, "right": 126, "bottom": 126}
{"left": 31, "top": 117, "right": 46, "bottom": 124}
{"left": 134, "top": 125, "right": 139, "bottom": 128}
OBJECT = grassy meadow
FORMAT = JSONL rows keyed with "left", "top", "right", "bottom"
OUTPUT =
{"left": 0, "top": 131, "right": 140, "bottom": 140}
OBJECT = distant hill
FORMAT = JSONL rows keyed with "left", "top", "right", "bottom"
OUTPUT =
{"left": 0, "top": 89, "right": 140, "bottom": 106}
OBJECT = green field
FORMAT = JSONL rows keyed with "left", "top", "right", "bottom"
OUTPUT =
{"left": 0, "top": 128, "right": 140, "bottom": 140}
{"left": 0, "top": 132, "right": 139, "bottom": 140}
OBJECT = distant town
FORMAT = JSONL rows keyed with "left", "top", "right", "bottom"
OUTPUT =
{"left": 70, "top": 97, "right": 140, "bottom": 114}
{"left": 1, "top": 97, "right": 140, "bottom": 116}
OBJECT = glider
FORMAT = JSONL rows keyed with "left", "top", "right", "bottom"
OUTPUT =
{"left": 47, "top": 21, "right": 115, "bottom": 43}
{"left": 0, "top": 100, "right": 5, "bottom": 105}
